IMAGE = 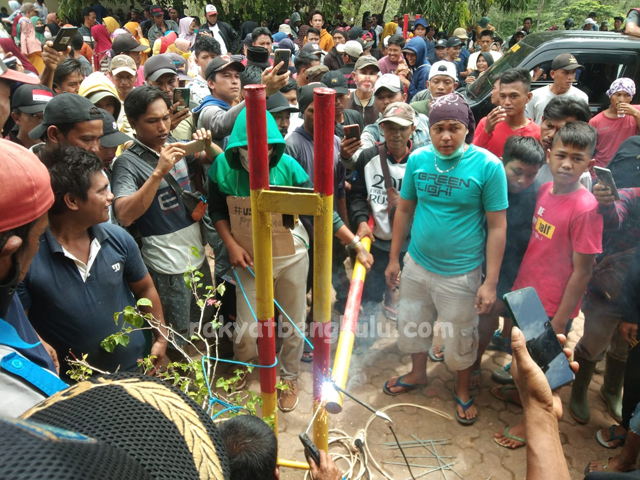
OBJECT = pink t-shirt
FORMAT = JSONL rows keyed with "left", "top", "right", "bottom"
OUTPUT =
{"left": 589, "top": 106, "right": 640, "bottom": 169}
{"left": 512, "top": 183, "right": 603, "bottom": 319}
{"left": 377, "top": 55, "right": 399, "bottom": 75}
{"left": 473, "top": 118, "right": 541, "bottom": 158}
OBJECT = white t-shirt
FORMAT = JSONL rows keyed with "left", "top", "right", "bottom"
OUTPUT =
{"left": 467, "top": 50, "right": 502, "bottom": 70}
{"left": 208, "top": 24, "right": 228, "bottom": 54}
{"left": 526, "top": 85, "right": 589, "bottom": 125}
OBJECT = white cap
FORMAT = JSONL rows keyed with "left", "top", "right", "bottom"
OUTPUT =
{"left": 338, "top": 40, "right": 363, "bottom": 58}
{"left": 374, "top": 73, "right": 402, "bottom": 94}
{"left": 428, "top": 60, "right": 458, "bottom": 81}
{"left": 205, "top": 4, "right": 217, "bottom": 13}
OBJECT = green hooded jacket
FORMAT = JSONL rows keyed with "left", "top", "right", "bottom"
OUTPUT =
{"left": 207, "top": 108, "right": 344, "bottom": 232}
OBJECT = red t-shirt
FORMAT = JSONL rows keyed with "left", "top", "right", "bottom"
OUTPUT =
{"left": 589, "top": 107, "right": 640, "bottom": 170}
{"left": 512, "top": 183, "right": 603, "bottom": 319}
{"left": 473, "top": 118, "right": 541, "bottom": 157}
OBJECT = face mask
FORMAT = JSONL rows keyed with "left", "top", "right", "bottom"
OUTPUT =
{"left": 436, "top": 142, "right": 466, "bottom": 160}
{"left": 44, "top": 30, "right": 52, "bottom": 39}
{"left": 35, "top": 26, "right": 45, "bottom": 33}
{"left": 238, "top": 147, "right": 275, "bottom": 172}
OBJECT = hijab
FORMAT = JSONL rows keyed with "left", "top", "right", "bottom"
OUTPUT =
{"left": 91, "top": 24, "right": 112, "bottom": 67}
{"left": 174, "top": 38, "right": 191, "bottom": 58}
{"left": 0, "top": 38, "right": 38, "bottom": 73}
{"left": 475, "top": 52, "right": 494, "bottom": 72}
{"left": 381, "top": 21, "right": 398, "bottom": 41}
{"left": 178, "top": 17, "right": 196, "bottom": 47}
{"left": 153, "top": 31, "right": 178, "bottom": 55}
{"left": 46, "top": 22, "right": 60, "bottom": 36}
{"left": 103, "top": 16, "right": 119, "bottom": 35}
{"left": 124, "top": 21, "right": 141, "bottom": 40}
{"left": 31, "top": 16, "right": 45, "bottom": 43}
{"left": 19, "top": 19, "right": 42, "bottom": 55}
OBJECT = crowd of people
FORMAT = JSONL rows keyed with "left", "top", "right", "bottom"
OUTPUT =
{"left": 1, "top": 2, "right": 640, "bottom": 478}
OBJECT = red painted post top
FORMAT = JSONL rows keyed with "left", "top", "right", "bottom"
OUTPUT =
{"left": 245, "top": 84, "right": 270, "bottom": 191}
{"left": 312, "top": 87, "right": 335, "bottom": 197}
{"left": 403, "top": 14, "right": 409, "bottom": 38}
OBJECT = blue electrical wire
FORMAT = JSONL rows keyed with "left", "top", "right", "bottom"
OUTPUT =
{"left": 233, "top": 268, "right": 258, "bottom": 322}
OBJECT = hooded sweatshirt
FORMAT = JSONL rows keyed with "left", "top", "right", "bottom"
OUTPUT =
{"left": 78, "top": 72, "right": 133, "bottom": 137}
{"left": 403, "top": 37, "right": 431, "bottom": 102}
{"left": 208, "top": 108, "right": 344, "bottom": 233}
{"left": 304, "top": 27, "right": 334, "bottom": 53}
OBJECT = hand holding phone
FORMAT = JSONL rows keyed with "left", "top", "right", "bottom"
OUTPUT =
{"left": 299, "top": 432, "right": 321, "bottom": 466}
{"left": 343, "top": 124, "right": 361, "bottom": 141}
{"left": 52, "top": 27, "right": 78, "bottom": 52}
{"left": 172, "top": 139, "right": 204, "bottom": 157}
{"left": 273, "top": 49, "right": 291, "bottom": 75}
{"left": 173, "top": 87, "right": 190, "bottom": 111}
{"left": 594, "top": 166, "right": 620, "bottom": 201}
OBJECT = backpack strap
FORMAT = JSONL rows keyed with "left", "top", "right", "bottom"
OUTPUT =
{"left": 378, "top": 143, "right": 393, "bottom": 190}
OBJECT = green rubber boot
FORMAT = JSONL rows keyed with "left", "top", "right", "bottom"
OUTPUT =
{"left": 569, "top": 352, "right": 597, "bottom": 424}
{"left": 600, "top": 353, "right": 625, "bottom": 423}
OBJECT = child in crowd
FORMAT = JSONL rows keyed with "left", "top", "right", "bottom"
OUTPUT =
{"left": 494, "top": 121, "right": 603, "bottom": 449}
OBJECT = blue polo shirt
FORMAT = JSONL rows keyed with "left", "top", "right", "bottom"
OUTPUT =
{"left": 18, "top": 223, "right": 147, "bottom": 382}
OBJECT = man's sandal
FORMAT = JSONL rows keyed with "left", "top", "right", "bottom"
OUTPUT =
{"left": 584, "top": 458, "right": 623, "bottom": 475}
{"left": 596, "top": 425, "right": 627, "bottom": 449}
{"left": 494, "top": 427, "right": 526, "bottom": 449}
{"left": 453, "top": 389, "right": 476, "bottom": 425}
{"left": 428, "top": 345, "right": 445, "bottom": 362}
{"left": 383, "top": 375, "right": 427, "bottom": 396}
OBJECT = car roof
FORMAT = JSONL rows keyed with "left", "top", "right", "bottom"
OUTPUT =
{"left": 518, "top": 30, "right": 640, "bottom": 50}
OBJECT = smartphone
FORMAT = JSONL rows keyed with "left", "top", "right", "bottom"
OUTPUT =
{"left": 594, "top": 166, "right": 620, "bottom": 201}
{"left": 344, "top": 124, "right": 361, "bottom": 141}
{"left": 51, "top": 26, "right": 78, "bottom": 52}
{"left": 503, "top": 287, "right": 575, "bottom": 390}
{"left": 299, "top": 432, "right": 321, "bottom": 466}
{"left": 273, "top": 49, "right": 291, "bottom": 75}
{"left": 3, "top": 57, "right": 17, "bottom": 70}
{"left": 173, "top": 87, "right": 190, "bottom": 111}
{"left": 173, "top": 139, "right": 204, "bottom": 156}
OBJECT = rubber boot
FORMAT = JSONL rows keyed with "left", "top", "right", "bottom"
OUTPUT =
{"left": 569, "top": 352, "right": 597, "bottom": 424}
{"left": 600, "top": 353, "right": 625, "bottom": 423}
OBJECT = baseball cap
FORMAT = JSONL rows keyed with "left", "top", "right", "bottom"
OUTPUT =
{"left": 305, "top": 64, "right": 329, "bottom": 83}
{"left": 165, "top": 53, "right": 192, "bottom": 81}
{"left": 354, "top": 55, "right": 379, "bottom": 71}
{"left": 584, "top": 18, "right": 598, "bottom": 26}
{"left": 453, "top": 27, "right": 468, "bottom": 40}
{"left": 551, "top": 53, "right": 584, "bottom": 71}
{"left": 130, "top": 7, "right": 140, "bottom": 14}
{"left": 204, "top": 56, "right": 244, "bottom": 80}
{"left": 360, "top": 32, "right": 374, "bottom": 49}
{"left": 296, "top": 83, "right": 324, "bottom": 114}
{"left": 205, "top": 4, "right": 217, "bottom": 14}
{"left": 0, "top": 139, "right": 54, "bottom": 232}
{"left": 301, "top": 42, "right": 322, "bottom": 56}
{"left": 435, "top": 39, "right": 447, "bottom": 48}
{"left": 348, "top": 26, "right": 363, "bottom": 40}
{"left": 11, "top": 84, "right": 55, "bottom": 114}
{"left": 446, "top": 37, "right": 462, "bottom": 48}
{"left": 266, "top": 91, "right": 299, "bottom": 113}
{"left": 112, "top": 34, "right": 150, "bottom": 54}
{"left": 150, "top": 4, "right": 163, "bottom": 17}
{"left": 29, "top": 94, "right": 102, "bottom": 140}
{"left": 379, "top": 102, "right": 415, "bottom": 127}
{"left": 321, "top": 70, "right": 349, "bottom": 95}
{"left": 337, "top": 40, "right": 363, "bottom": 58}
{"left": 0, "top": 58, "right": 40, "bottom": 85}
{"left": 374, "top": 73, "right": 402, "bottom": 94}
{"left": 144, "top": 54, "right": 177, "bottom": 81}
{"left": 99, "top": 109, "right": 131, "bottom": 148}
{"left": 110, "top": 54, "right": 137, "bottom": 76}
{"left": 428, "top": 60, "right": 458, "bottom": 81}
{"left": 242, "top": 33, "right": 253, "bottom": 46}
{"left": 364, "top": 16, "right": 373, "bottom": 23}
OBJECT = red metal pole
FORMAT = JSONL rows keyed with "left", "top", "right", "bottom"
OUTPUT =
{"left": 415, "top": 14, "right": 421, "bottom": 20}
{"left": 311, "top": 87, "right": 335, "bottom": 451}
{"left": 403, "top": 14, "right": 409, "bottom": 38}
{"left": 245, "top": 84, "right": 278, "bottom": 430}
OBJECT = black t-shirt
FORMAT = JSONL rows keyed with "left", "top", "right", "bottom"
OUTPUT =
{"left": 335, "top": 109, "right": 364, "bottom": 140}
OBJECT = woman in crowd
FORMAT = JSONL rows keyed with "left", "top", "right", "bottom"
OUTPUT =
{"left": 102, "top": 16, "right": 119, "bottom": 37}
{"left": 91, "top": 23, "right": 112, "bottom": 72}
{"left": 124, "top": 21, "right": 149, "bottom": 65}
{"left": 19, "top": 14, "right": 43, "bottom": 72}
{"left": 0, "top": 37, "right": 38, "bottom": 74}
{"left": 178, "top": 17, "right": 197, "bottom": 49}
{"left": 465, "top": 51, "right": 494, "bottom": 84}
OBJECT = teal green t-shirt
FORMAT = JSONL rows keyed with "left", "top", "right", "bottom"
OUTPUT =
{"left": 401, "top": 143, "right": 508, "bottom": 275}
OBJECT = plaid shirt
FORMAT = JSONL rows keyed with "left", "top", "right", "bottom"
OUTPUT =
{"left": 599, "top": 187, "right": 640, "bottom": 259}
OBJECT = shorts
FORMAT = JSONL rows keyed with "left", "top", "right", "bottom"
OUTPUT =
{"left": 397, "top": 253, "right": 482, "bottom": 371}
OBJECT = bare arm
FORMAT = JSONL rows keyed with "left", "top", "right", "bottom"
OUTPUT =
{"left": 385, "top": 198, "right": 417, "bottom": 288}
{"left": 551, "top": 251, "right": 595, "bottom": 333}
{"left": 476, "top": 209, "right": 506, "bottom": 314}
{"left": 40, "top": 42, "right": 68, "bottom": 89}
{"left": 625, "top": 21, "right": 640, "bottom": 37}
{"left": 213, "top": 219, "right": 253, "bottom": 269}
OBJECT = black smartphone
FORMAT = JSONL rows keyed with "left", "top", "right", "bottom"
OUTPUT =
{"left": 273, "top": 48, "right": 291, "bottom": 75}
{"left": 173, "top": 87, "right": 190, "bottom": 111}
{"left": 503, "top": 287, "right": 575, "bottom": 390}
{"left": 594, "top": 166, "right": 620, "bottom": 201}
{"left": 344, "top": 124, "right": 361, "bottom": 141}
{"left": 51, "top": 26, "right": 78, "bottom": 52}
{"left": 3, "top": 57, "right": 17, "bottom": 70}
{"left": 299, "top": 432, "right": 321, "bottom": 466}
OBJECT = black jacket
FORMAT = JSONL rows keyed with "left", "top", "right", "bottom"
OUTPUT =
{"left": 206, "top": 20, "right": 239, "bottom": 53}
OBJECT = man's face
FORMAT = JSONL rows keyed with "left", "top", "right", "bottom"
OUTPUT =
{"left": 333, "top": 33, "right": 346, "bottom": 45}
{"left": 113, "top": 71, "right": 135, "bottom": 99}
{"left": 310, "top": 14, "right": 323, "bottom": 29}
{"left": 381, "top": 122, "right": 414, "bottom": 150}
{"left": 479, "top": 35, "right": 492, "bottom": 51}
{"left": 94, "top": 97, "right": 118, "bottom": 117}
{"left": 490, "top": 80, "right": 501, "bottom": 105}
{"left": 504, "top": 159, "right": 539, "bottom": 193}
{"left": 131, "top": 98, "right": 170, "bottom": 149}
{"left": 387, "top": 44, "right": 402, "bottom": 63}
{"left": 127, "top": 50, "right": 142, "bottom": 69}
{"left": 374, "top": 89, "right": 404, "bottom": 114}
{"left": 253, "top": 34, "right": 272, "bottom": 51}
{"left": 307, "top": 32, "right": 320, "bottom": 44}
{"left": 99, "top": 145, "right": 118, "bottom": 168}
{"left": 414, "top": 25, "right": 426, "bottom": 38}
{"left": 168, "top": 8, "right": 179, "bottom": 21}
{"left": 354, "top": 66, "right": 379, "bottom": 92}
{"left": 334, "top": 93, "right": 347, "bottom": 118}
{"left": 206, "top": 12, "right": 218, "bottom": 25}
{"left": 282, "top": 89, "right": 297, "bottom": 105}
{"left": 12, "top": 110, "right": 44, "bottom": 139}
{"left": 547, "top": 138, "right": 593, "bottom": 186}
{"left": 0, "top": 80, "right": 10, "bottom": 130}
{"left": 303, "top": 102, "right": 315, "bottom": 134}
{"left": 50, "top": 120, "right": 103, "bottom": 154}
{"left": 435, "top": 47, "right": 447, "bottom": 60}
{"left": 550, "top": 68, "right": 576, "bottom": 92}
{"left": 55, "top": 70, "right": 84, "bottom": 94}
{"left": 523, "top": 19, "right": 532, "bottom": 30}
{"left": 154, "top": 15, "right": 164, "bottom": 26}
{"left": 86, "top": 11, "right": 96, "bottom": 26}
{"left": 271, "top": 111, "right": 290, "bottom": 137}
{"left": 404, "top": 51, "right": 416, "bottom": 66}
{"left": 540, "top": 115, "right": 575, "bottom": 150}
{"left": 208, "top": 67, "right": 241, "bottom": 105}
{"left": 428, "top": 75, "right": 457, "bottom": 97}
{"left": 611, "top": 91, "right": 632, "bottom": 109}
{"left": 76, "top": 171, "right": 113, "bottom": 224}
{"left": 426, "top": 27, "right": 435, "bottom": 40}
{"left": 149, "top": 73, "right": 178, "bottom": 96}
{"left": 195, "top": 51, "right": 216, "bottom": 72}
{"left": 430, "top": 120, "right": 467, "bottom": 156}
{"left": 499, "top": 81, "right": 531, "bottom": 117}
{"left": 615, "top": 18, "right": 623, "bottom": 29}
{"left": 447, "top": 45, "right": 462, "bottom": 59}
{"left": 131, "top": 11, "right": 140, "bottom": 22}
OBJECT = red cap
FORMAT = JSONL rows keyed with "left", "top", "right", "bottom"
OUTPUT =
{"left": 0, "top": 60, "right": 40, "bottom": 85}
{"left": 0, "top": 140, "right": 54, "bottom": 232}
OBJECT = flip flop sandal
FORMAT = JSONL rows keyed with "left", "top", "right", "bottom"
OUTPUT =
{"left": 470, "top": 369, "right": 482, "bottom": 390}
{"left": 428, "top": 345, "right": 445, "bottom": 362}
{"left": 491, "top": 385, "right": 522, "bottom": 407}
{"left": 584, "top": 458, "right": 623, "bottom": 475}
{"left": 383, "top": 374, "right": 428, "bottom": 396}
{"left": 382, "top": 304, "right": 398, "bottom": 321}
{"left": 596, "top": 425, "right": 627, "bottom": 449}
{"left": 301, "top": 351, "right": 314, "bottom": 363}
{"left": 453, "top": 389, "right": 476, "bottom": 425}
{"left": 494, "top": 427, "right": 526, "bottom": 449}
